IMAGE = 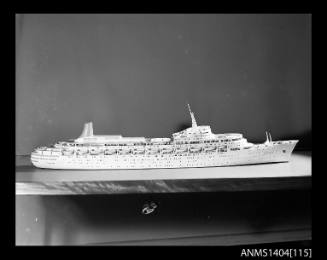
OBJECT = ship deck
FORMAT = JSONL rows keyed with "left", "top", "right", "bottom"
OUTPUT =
{"left": 16, "top": 151, "right": 311, "bottom": 195}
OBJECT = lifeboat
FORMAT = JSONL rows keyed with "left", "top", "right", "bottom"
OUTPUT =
{"left": 119, "top": 149, "right": 132, "bottom": 155}
{"left": 62, "top": 149, "right": 74, "bottom": 156}
{"left": 133, "top": 148, "right": 145, "bottom": 154}
{"left": 76, "top": 149, "right": 88, "bottom": 155}
{"left": 104, "top": 149, "right": 116, "bottom": 155}
{"left": 175, "top": 147, "right": 188, "bottom": 153}
{"left": 189, "top": 146, "right": 202, "bottom": 153}
{"left": 161, "top": 147, "right": 174, "bottom": 154}
{"left": 90, "top": 148, "right": 101, "bottom": 155}
{"left": 147, "top": 148, "right": 159, "bottom": 154}
{"left": 203, "top": 146, "right": 216, "bottom": 152}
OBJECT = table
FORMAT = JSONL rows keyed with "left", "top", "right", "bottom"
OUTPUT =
{"left": 15, "top": 152, "right": 311, "bottom": 245}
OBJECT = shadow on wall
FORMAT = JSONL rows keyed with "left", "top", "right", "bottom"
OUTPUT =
{"left": 36, "top": 191, "right": 311, "bottom": 245}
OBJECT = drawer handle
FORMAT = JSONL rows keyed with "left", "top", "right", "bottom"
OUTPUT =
{"left": 142, "top": 202, "right": 158, "bottom": 215}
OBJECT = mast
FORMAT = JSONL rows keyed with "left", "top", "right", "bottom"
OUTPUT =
{"left": 265, "top": 131, "right": 269, "bottom": 144}
{"left": 187, "top": 104, "right": 198, "bottom": 127}
{"left": 264, "top": 131, "right": 273, "bottom": 144}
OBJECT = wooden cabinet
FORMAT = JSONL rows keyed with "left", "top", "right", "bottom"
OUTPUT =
{"left": 16, "top": 152, "right": 311, "bottom": 245}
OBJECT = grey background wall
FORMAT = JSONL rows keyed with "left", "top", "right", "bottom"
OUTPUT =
{"left": 16, "top": 14, "right": 311, "bottom": 155}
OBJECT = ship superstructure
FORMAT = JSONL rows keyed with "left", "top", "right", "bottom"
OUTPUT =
{"left": 31, "top": 105, "right": 298, "bottom": 169}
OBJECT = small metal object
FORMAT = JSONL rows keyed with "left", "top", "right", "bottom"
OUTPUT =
{"left": 142, "top": 202, "right": 158, "bottom": 215}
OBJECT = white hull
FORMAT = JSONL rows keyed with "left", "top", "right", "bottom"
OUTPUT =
{"left": 31, "top": 141, "right": 297, "bottom": 170}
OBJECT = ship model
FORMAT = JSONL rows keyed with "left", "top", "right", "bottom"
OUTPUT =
{"left": 31, "top": 105, "right": 298, "bottom": 169}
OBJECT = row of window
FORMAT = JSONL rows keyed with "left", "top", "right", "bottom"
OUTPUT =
{"left": 59, "top": 139, "right": 244, "bottom": 148}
